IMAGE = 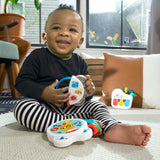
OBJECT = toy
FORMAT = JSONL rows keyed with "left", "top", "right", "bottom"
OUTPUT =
{"left": 56, "top": 75, "right": 86, "bottom": 107}
{"left": 84, "top": 119, "right": 100, "bottom": 135}
{"left": 47, "top": 119, "right": 100, "bottom": 148}
{"left": 111, "top": 88, "right": 135, "bottom": 109}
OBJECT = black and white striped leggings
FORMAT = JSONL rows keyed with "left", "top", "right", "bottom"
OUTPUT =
{"left": 14, "top": 98, "right": 119, "bottom": 135}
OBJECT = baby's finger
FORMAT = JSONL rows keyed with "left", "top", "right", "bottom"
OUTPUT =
{"left": 84, "top": 75, "right": 90, "bottom": 81}
{"left": 56, "top": 93, "right": 70, "bottom": 102}
{"left": 95, "top": 120, "right": 103, "bottom": 128}
{"left": 93, "top": 120, "right": 103, "bottom": 137}
{"left": 54, "top": 103, "right": 64, "bottom": 108}
{"left": 56, "top": 87, "right": 69, "bottom": 94}
{"left": 85, "top": 83, "right": 95, "bottom": 95}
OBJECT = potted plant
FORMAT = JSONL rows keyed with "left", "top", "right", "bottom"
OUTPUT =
{"left": 0, "top": 0, "right": 42, "bottom": 40}
{"left": 4, "top": 0, "right": 42, "bottom": 13}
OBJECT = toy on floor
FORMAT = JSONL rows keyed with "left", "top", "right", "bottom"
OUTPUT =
{"left": 111, "top": 88, "right": 135, "bottom": 109}
{"left": 56, "top": 75, "right": 86, "bottom": 107}
{"left": 47, "top": 119, "right": 100, "bottom": 148}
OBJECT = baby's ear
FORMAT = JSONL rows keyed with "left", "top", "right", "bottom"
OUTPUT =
{"left": 77, "top": 37, "right": 84, "bottom": 48}
{"left": 42, "top": 32, "right": 47, "bottom": 44}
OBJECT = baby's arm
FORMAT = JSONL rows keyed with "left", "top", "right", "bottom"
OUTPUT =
{"left": 41, "top": 79, "right": 70, "bottom": 107}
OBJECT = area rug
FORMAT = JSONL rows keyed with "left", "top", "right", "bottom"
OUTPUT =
{"left": 0, "top": 93, "right": 24, "bottom": 114}
{"left": 0, "top": 108, "right": 160, "bottom": 160}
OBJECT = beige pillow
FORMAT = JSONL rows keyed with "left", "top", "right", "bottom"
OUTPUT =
{"left": 100, "top": 52, "right": 160, "bottom": 109}
{"left": 79, "top": 52, "right": 96, "bottom": 59}
{"left": 79, "top": 52, "right": 103, "bottom": 59}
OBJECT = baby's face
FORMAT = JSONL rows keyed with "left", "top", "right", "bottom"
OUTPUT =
{"left": 43, "top": 9, "right": 84, "bottom": 59}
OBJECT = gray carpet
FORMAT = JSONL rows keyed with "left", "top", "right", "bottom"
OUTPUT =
{"left": 0, "top": 108, "right": 160, "bottom": 160}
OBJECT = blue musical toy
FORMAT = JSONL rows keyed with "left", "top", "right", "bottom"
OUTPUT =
{"left": 47, "top": 119, "right": 100, "bottom": 148}
{"left": 56, "top": 75, "right": 86, "bottom": 107}
{"left": 111, "top": 88, "right": 136, "bottom": 109}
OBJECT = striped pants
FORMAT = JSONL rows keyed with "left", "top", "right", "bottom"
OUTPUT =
{"left": 14, "top": 98, "right": 119, "bottom": 134}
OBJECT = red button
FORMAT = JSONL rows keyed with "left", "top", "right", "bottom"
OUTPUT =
{"left": 50, "top": 127, "right": 58, "bottom": 131}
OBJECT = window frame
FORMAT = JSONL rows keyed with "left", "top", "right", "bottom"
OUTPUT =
{"left": 86, "top": 0, "right": 148, "bottom": 50}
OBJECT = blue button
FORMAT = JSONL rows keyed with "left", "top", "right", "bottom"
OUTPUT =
{"left": 84, "top": 119, "right": 94, "bottom": 124}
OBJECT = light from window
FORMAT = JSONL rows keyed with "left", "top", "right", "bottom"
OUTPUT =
{"left": 90, "top": 1, "right": 116, "bottom": 13}
{"left": 87, "top": 0, "right": 152, "bottom": 49}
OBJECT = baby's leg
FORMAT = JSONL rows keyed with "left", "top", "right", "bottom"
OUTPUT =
{"left": 79, "top": 100, "right": 151, "bottom": 146}
{"left": 14, "top": 98, "right": 73, "bottom": 132}
{"left": 104, "top": 124, "right": 151, "bottom": 146}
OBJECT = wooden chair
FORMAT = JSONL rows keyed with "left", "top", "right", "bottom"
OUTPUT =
{"left": 0, "top": 20, "right": 31, "bottom": 98}
{"left": 0, "top": 41, "right": 19, "bottom": 98}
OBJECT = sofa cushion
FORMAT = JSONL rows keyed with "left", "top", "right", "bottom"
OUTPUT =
{"left": 100, "top": 52, "right": 160, "bottom": 108}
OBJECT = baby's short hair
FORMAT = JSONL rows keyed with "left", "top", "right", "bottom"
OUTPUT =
{"left": 45, "top": 4, "right": 83, "bottom": 32}
{"left": 55, "top": 4, "right": 75, "bottom": 12}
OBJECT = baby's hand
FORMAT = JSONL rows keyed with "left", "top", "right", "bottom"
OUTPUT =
{"left": 41, "top": 79, "right": 70, "bottom": 107}
{"left": 84, "top": 75, "right": 95, "bottom": 96}
{"left": 93, "top": 120, "right": 103, "bottom": 137}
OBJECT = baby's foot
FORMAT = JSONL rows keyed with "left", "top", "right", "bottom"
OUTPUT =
{"left": 104, "top": 124, "right": 151, "bottom": 146}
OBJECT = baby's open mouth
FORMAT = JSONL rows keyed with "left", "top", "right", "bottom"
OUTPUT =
{"left": 56, "top": 40, "right": 70, "bottom": 45}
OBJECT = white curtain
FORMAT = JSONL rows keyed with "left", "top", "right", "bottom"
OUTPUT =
{"left": 147, "top": 0, "right": 160, "bottom": 54}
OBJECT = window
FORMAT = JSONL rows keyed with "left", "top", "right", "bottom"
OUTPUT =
{"left": 87, "top": 0, "right": 152, "bottom": 49}
{"left": 9, "top": 0, "right": 79, "bottom": 45}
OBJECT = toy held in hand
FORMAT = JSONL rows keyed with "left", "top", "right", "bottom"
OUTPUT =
{"left": 47, "top": 119, "right": 100, "bottom": 148}
{"left": 111, "top": 88, "right": 135, "bottom": 109}
{"left": 56, "top": 75, "right": 86, "bottom": 107}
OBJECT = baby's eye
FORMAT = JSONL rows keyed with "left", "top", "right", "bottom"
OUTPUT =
{"left": 53, "top": 26, "right": 61, "bottom": 30}
{"left": 70, "top": 28, "right": 77, "bottom": 32}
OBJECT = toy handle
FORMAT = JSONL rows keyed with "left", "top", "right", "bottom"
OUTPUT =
{"left": 84, "top": 119, "right": 100, "bottom": 135}
{"left": 88, "top": 122, "right": 100, "bottom": 135}
{"left": 56, "top": 77, "right": 71, "bottom": 89}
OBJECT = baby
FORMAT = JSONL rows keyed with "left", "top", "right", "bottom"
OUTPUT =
{"left": 14, "top": 4, "right": 151, "bottom": 146}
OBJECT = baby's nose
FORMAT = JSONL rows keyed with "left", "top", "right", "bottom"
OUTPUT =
{"left": 59, "top": 29, "right": 69, "bottom": 36}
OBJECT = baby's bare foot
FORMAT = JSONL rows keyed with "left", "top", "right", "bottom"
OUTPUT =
{"left": 104, "top": 124, "right": 151, "bottom": 146}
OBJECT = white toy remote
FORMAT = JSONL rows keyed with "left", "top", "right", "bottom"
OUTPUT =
{"left": 47, "top": 119, "right": 93, "bottom": 148}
